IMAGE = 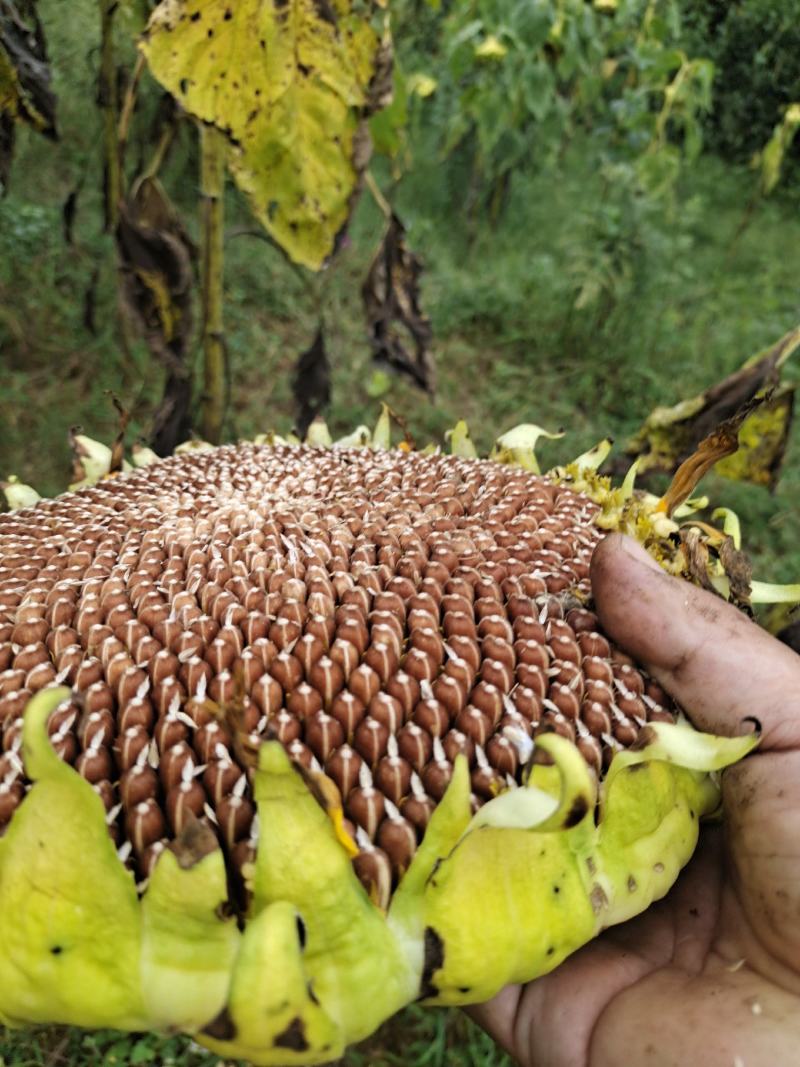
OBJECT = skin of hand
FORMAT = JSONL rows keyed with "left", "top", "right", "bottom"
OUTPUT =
{"left": 468, "top": 532, "right": 800, "bottom": 1067}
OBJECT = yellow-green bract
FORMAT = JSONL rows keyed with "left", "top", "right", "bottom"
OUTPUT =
{"left": 0, "top": 687, "right": 757, "bottom": 1064}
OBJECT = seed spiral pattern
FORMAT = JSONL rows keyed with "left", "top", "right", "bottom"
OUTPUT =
{"left": 0, "top": 444, "right": 676, "bottom": 903}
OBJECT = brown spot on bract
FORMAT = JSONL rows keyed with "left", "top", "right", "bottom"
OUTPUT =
{"left": 563, "top": 794, "right": 589, "bottom": 828}
{"left": 420, "top": 926, "right": 444, "bottom": 999}
{"left": 169, "top": 814, "right": 219, "bottom": 869}
{"left": 629, "top": 727, "right": 657, "bottom": 752}
{"left": 627, "top": 874, "right": 637, "bottom": 892}
{"left": 274, "top": 1017, "right": 309, "bottom": 1052}
{"left": 589, "top": 883, "right": 608, "bottom": 914}
{"left": 202, "top": 1006, "right": 236, "bottom": 1041}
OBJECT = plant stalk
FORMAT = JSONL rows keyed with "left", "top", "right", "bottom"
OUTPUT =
{"left": 99, "top": 0, "right": 120, "bottom": 231}
{"left": 200, "top": 123, "right": 226, "bottom": 443}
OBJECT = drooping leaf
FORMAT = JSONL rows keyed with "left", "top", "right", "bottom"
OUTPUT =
{"left": 115, "top": 176, "right": 195, "bottom": 454}
{"left": 362, "top": 212, "right": 434, "bottom": 392}
{"left": 292, "top": 326, "right": 331, "bottom": 439}
{"left": 140, "top": 0, "right": 387, "bottom": 270}
{"left": 626, "top": 325, "right": 800, "bottom": 490}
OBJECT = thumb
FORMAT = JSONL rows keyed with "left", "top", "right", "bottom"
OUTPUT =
{"left": 590, "top": 533, "right": 800, "bottom": 750}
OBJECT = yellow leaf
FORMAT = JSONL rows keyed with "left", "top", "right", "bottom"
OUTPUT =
{"left": 406, "top": 72, "right": 437, "bottom": 98}
{"left": 474, "top": 35, "right": 507, "bottom": 59}
{"left": 140, "top": 0, "right": 382, "bottom": 270}
{"left": 716, "top": 386, "right": 795, "bottom": 488}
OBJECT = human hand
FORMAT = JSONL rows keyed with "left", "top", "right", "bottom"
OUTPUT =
{"left": 469, "top": 532, "right": 800, "bottom": 1067}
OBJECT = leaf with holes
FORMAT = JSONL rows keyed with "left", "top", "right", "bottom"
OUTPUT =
{"left": 140, "top": 0, "right": 387, "bottom": 270}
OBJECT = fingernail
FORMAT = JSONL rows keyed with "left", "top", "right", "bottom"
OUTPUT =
{"left": 618, "top": 535, "right": 664, "bottom": 573}
{"left": 738, "top": 715, "right": 762, "bottom": 736}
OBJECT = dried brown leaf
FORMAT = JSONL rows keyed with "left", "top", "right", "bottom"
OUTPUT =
{"left": 116, "top": 176, "right": 195, "bottom": 454}
{"left": 719, "top": 537, "right": 753, "bottom": 610}
{"left": 362, "top": 213, "right": 434, "bottom": 392}
{"left": 659, "top": 394, "right": 766, "bottom": 517}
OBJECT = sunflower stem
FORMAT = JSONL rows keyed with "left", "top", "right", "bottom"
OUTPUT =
{"left": 200, "top": 123, "right": 226, "bottom": 444}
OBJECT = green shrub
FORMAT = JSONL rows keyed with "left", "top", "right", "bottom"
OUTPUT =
{"left": 685, "top": 0, "right": 800, "bottom": 165}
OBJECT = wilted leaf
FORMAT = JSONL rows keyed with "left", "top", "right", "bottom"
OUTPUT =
{"left": 362, "top": 212, "right": 434, "bottom": 392}
{"left": 679, "top": 527, "right": 716, "bottom": 595}
{"left": 718, "top": 536, "right": 753, "bottom": 609}
{"left": 0, "top": 0, "right": 56, "bottom": 133}
{"left": 292, "top": 326, "right": 331, "bottom": 439}
{"left": 116, "top": 176, "right": 195, "bottom": 453}
{"left": 141, "top": 0, "right": 386, "bottom": 270}
{"left": 117, "top": 176, "right": 195, "bottom": 367}
{"left": 626, "top": 325, "right": 800, "bottom": 490}
{"left": 715, "top": 385, "right": 795, "bottom": 488}
{"left": 658, "top": 395, "right": 764, "bottom": 517}
{"left": 0, "top": 0, "right": 56, "bottom": 187}
{"left": 679, "top": 527, "right": 752, "bottom": 611}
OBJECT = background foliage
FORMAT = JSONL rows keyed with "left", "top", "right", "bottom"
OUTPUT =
{"left": 1, "top": 0, "right": 800, "bottom": 1062}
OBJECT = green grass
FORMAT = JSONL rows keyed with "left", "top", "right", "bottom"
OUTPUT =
{"left": 0, "top": 1007, "right": 511, "bottom": 1067}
